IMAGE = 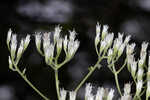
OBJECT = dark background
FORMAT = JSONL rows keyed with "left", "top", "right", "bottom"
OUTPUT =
{"left": 1, "top": 0, "right": 150, "bottom": 100}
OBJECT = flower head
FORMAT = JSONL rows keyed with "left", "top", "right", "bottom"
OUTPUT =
{"left": 126, "top": 43, "right": 136, "bottom": 55}
{"left": 54, "top": 25, "right": 62, "bottom": 42}
{"left": 35, "top": 32, "right": 42, "bottom": 50}
{"left": 60, "top": 88, "right": 67, "bottom": 100}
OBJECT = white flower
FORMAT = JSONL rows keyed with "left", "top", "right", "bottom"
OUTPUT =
{"left": 43, "top": 32, "right": 51, "bottom": 49}
{"left": 44, "top": 44, "right": 54, "bottom": 64}
{"left": 127, "top": 54, "right": 135, "bottom": 65}
{"left": 57, "top": 38, "right": 63, "bottom": 51}
{"left": 124, "top": 35, "right": 131, "bottom": 45}
{"left": 96, "top": 22, "right": 101, "bottom": 35}
{"left": 60, "top": 88, "right": 67, "bottom": 100}
{"left": 131, "top": 61, "right": 137, "bottom": 77}
{"left": 105, "top": 33, "right": 114, "bottom": 47}
{"left": 35, "top": 33, "right": 42, "bottom": 50}
{"left": 85, "top": 83, "right": 93, "bottom": 99}
{"left": 10, "top": 34, "right": 17, "bottom": 59}
{"left": 24, "top": 34, "right": 30, "bottom": 50}
{"left": 54, "top": 25, "right": 62, "bottom": 42}
{"left": 69, "top": 30, "right": 77, "bottom": 41}
{"left": 100, "top": 40, "right": 107, "bottom": 53}
{"left": 113, "top": 33, "right": 123, "bottom": 52}
{"left": 118, "top": 43, "right": 125, "bottom": 57}
{"left": 87, "top": 94, "right": 94, "bottom": 100}
{"left": 120, "top": 95, "right": 132, "bottom": 100}
{"left": 67, "top": 40, "right": 80, "bottom": 57}
{"left": 63, "top": 35, "right": 68, "bottom": 53}
{"left": 102, "top": 25, "right": 108, "bottom": 39}
{"left": 7, "top": 28, "right": 12, "bottom": 45}
{"left": 137, "top": 68, "right": 144, "bottom": 80}
{"left": 107, "top": 48, "right": 113, "bottom": 64}
{"left": 95, "top": 87, "right": 104, "bottom": 100}
{"left": 126, "top": 43, "right": 136, "bottom": 55}
{"left": 124, "top": 83, "right": 131, "bottom": 95}
{"left": 16, "top": 39, "right": 24, "bottom": 61}
{"left": 69, "top": 91, "right": 76, "bottom": 100}
{"left": 136, "top": 80, "right": 143, "bottom": 95}
{"left": 138, "top": 58, "right": 145, "bottom": 68}
{"left": 141, "top": 42, "right": 148, "bottom": 53}
{"left": 107, "top": 89, "right": 114, "bottom": 100}
{"left": 95, "top": 33, "right": 100, "bottom": 46}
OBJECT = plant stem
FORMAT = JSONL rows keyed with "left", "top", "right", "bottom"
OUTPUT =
{"left": 14, "top": 64, "right": 49, "bottom": 100}
{"left": 74, "top": 57, "right": 104, "bottom": 92}
{"left": 55, "top": 70, "right": 60, "bottom": 100}
{"left": 114, "top": 73, "right": 122, "bottom": 96}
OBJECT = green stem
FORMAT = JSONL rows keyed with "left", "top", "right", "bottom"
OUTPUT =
{"left": 57, "top": 58, "right": 69, "bottom": 69}
{"left": 114, "top": 73, "right": 122, "bottom": 96}
{"left": 74, "top": 57, "right": 104, "bottom": 92}
{"left": 116, "top": 59, "right": 127, "bottom": 74}
{"left": 14, "top": 64, "right": 49, "bottom": 100}
{"left": 55, "top": 70, "right": 60, "bottom": 100}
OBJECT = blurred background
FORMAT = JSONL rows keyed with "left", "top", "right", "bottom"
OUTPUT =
{"left": 1, "top": 0, "right": 150, "bottom": 100}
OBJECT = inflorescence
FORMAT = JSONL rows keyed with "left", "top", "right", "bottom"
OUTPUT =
{"left": 7, "top": 23, "right": 150, "bottom": 100}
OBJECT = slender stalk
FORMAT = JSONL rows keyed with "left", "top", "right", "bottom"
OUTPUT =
{"left": 74, "top": 66, "right": 96, "bottom": 92}
{"left": 74, "top": 56, "right": 104, "bottom": 92}
{"left": 114, "top": 73, "right": 122, "bottom": 96}
{"left": 111, "top": 59, "right": 122, "bottom": 96}
{"left": 55, "top": 70, "right": 60, "bottom": 100}
{"left": 14, "top": 64, "right": 49, "bottom": 100}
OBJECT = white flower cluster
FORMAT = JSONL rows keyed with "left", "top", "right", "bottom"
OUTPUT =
{"left": 7, "top": 29, "right": 31, "bottom": 67}
{"left": 95, "top": 23, "right": 131, "bottom": 64}
{"left": 85, "top": 83, "right": 114, "bottom": 100}
{"left": 35, "top": 26, "right": 80, "bottom": 66}
{"left": 59, "top": 88, "right": 76, "bottom": 100}
{"left": 126, "top": 41, "right": 149, "bottom": 96}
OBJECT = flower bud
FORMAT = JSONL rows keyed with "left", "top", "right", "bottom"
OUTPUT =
{"left": 7, "top": 28, "right": 12, "bottom": 46}
{"left": 24, "top": 34, "right": 30, "bottom": 50}
{"left": 16, "top": 39, "right": 24, "bottom": 63}
{"left": 10, "top": 34, "right": 17, "bottom": 60}
{"left": 35, "top": 33, "right": 42, "bottom": 53}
